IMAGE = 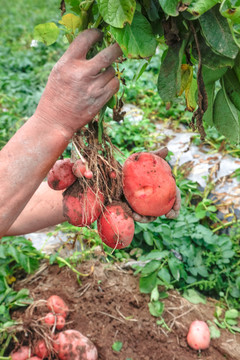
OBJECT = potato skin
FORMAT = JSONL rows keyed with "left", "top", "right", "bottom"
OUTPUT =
{"left": 53, "top": 330, "right": 98, "bottom": 360}
{"left": 187, "top": 320, "right": 210, "bottom": 350}
{"left": 11, "top": 346, "right": 31, "bottom": 360}
{"left": 47, "top": 295, "right": 69, "bottom": 318}
{"left": 97, "top": 203, "right": 135, "bottom": 249}
{"left": 63, "top": 187, "right": 104, "bottom": 227}
{"left": 47, "top": 158, "right": 76, "bottom": 190}
{"left": 123, "top": 152, "right": 176, "bottom": 216}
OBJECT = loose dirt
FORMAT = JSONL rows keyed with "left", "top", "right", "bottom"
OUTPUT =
{"left": 10, "top": 260, "right": 240, "bottom": 360}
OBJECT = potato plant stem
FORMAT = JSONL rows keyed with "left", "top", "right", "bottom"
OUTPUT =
{"left": 44, "top": 254, "right": 92, "bottom": 277}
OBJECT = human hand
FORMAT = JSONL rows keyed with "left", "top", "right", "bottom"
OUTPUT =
{"left": 35, "top": 29, "right": 122, "bottom": 139}
{"left": 131, "top": 147, "right": 181, "bottom": 223}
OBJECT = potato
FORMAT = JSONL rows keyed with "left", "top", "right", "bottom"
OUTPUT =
{"left": 28, "top": 357, "right": 42, "bottom": 360}
{"left": 46, "top": 295, "right": 69, "bottom": 318}
{"left": 187, "top": 320, "right": 211, "bottom": 350}
{"left": 122, "top": 152, "right": 176, "bottom": 216}
{"left": 11, "top": 346, "right": 31, "bottom": 360}
{"left": 97, "top": 202, "right": 134, "bottom": 249}
{"left": 56, "top": 315, "right": 66, "bottom": 330}
{"left": 63, "top": 183, "right": 104, "bottom": 227}
{"left": 44, "top": 312, "right": 56, "bottom": 326}
{"left": 72, "top": 159, "right": 86, "bottom": 178}
{"left": 53, "top": 329, "right": 98, "bottom": 360}
{"left": 33, "top": 340, "right": 49, "bottom": 359}
{"left": 47, "top": 158, "right": 76, "bottom": 190}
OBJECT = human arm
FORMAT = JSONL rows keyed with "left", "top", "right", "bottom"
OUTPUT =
{"left": 0, "top": 29, "right": 122, "bottom": 238}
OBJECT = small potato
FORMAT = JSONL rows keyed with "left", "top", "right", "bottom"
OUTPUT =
{"left": 53, "top": 329, "right": 98, "bottom": 360}
{"left": 44, "top": 312, "right": 56, "bottom": 326}
{"left": 72, "top": 159, "right": 86, "bottom": 178}
{"left": 46, "top": 295, "right": 69, "bottom": 318}
{"left": 47, "top": 158, "right": 76, "bottom": 190}
{"left": 56, "top": 315, "right": 66, "bottom": 330}
{"left": 11, "top": 346, "right": 31, "bottom": 360}
{"left": 29, "top": 357, "right": 42, "bottom": 360}
{"left": 33, "top": 339, "right": 49, "bottom": 359}
{"left": 187, "top": 320, "right": 210, "bottom": 350}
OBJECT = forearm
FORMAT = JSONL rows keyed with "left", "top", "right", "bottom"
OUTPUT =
{"left": 6, "top": 182, "right": 66, "bottom": 236}
{"left": 0, "top": 114, "right": 71, "bottom": 237}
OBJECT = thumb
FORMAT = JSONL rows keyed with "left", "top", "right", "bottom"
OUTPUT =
{"left": 152, "top": 147, "right": 168, "bottom": 159}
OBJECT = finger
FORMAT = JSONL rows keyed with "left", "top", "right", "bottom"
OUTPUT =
{"left": 152, "top": 147, "right": 168, "bottom": 159}
{"left": 95, "top": 66, "right": 116, "bottom": 88}
{"left": 132, "top": 212, "right": 157, "bottom": 223}
{"left": 165, "top": 209, "right": 179, "bottom": 219}
{"left": 64, "top": 29, "right": 103, "bottom": 60}
{"left": 89, "top": 43, "right": 123, "bottom": 74}
{"left": 172, "top": 187, "right": 181, "bottom": 211}
{"left": 98, "top": 76, "right": 120, "bottom": 104}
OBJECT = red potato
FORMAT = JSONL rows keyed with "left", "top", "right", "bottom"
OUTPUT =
{"left": 187, "top": 320, "right": 211, "bottom": 350}
{"left": 47, "top": 295, "right": 69, "bottom": 318}
{"left": 63, "top": 183, "right": 104, "bottom": 227}
{"left": 72, "top": 159, "right": 86, "bottom": 178}
{"left": 44, "top": 312, "right": 56, "bottom": 326}
{"left": 29, "top": 357, "right": 42, "bottom": 360}
{"left": 83, "top": 170, "right": 93, "bottom": 179}
{"left": 122, "top": 152, "right": 176, "bottom": 216}
{"left": 47, "top": 158, "right": 76, "bottom": 190}
{"left": 53, "top": 330, "right": 98, "bottom": 360}
{"left": 33, "top": 340, "right": 49, "bottom": 359}
{"left": 97, "top": 203, "right": 135, "bottom": 249}
{"left": 11, "top": 346, "right": 31, "bottom": 360}
{"left": 109, "top": 170, "right": 117, "bottom": 179}
{"left": 56, "top": 315, "right": 66, "bottom": 330}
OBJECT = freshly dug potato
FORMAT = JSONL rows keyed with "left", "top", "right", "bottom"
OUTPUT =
{"left": 33, "top": 340, "right": 49, "bottom": 359}
{"left": 11, "top": 346, "right": 31, "bottom": 360}
{"left": 53, "top": 329, "right": 98, "bottom": 360}
{"left": 97, "top": 202, "right": 134, "bottom": 249}
{"left": 72, "top": 159, "right": 86, "bottom": 178}
{"left": 122, "top": 152, "right": 176, "bottom": 216}
{"left": 29, "top": 357, "right": 42, "bottom": 360}
{"left": 47, "top": 158, "right": 76, "bottom": 190}
{"left": 187, "top": 320, "right": 211, "bottom": 350}
{"left": 46, "top": 295, "right": 69, "bottom": 318}
{"left": 44, "top": 312, "right": 55, "bottom": 326}
{"left": 56, "top": 315, "right": 66, "bottom": 330}
{"left": 63, "top": 183, "right": 104, "bottom": 227}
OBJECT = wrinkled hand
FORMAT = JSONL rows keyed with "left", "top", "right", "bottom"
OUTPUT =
{"left": 35, "top": 29, "right": 122, "bottom": 138}
{"left": 132, "top": 147, "right": 181, "bottom": 223}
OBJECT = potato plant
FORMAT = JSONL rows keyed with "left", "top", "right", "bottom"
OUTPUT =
{"left": 34, "top": 0, "right": 240, "bottom": 144}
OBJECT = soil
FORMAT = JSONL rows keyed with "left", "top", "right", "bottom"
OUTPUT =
{"left": 10, "top": 260, "right": 240, "bottom": 360}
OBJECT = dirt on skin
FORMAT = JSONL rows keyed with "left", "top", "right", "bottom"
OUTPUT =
{"left": 11, "top": 260, "right": 240, "bottom": 360}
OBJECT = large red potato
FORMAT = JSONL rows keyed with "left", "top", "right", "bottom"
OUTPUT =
{"left": 46, "top": 295, "right": 69, "bottom": 318}
{"left": 97, "top": 203, "right": 135, "bottom": 249}
{"left": 63, "top": 183, "right": 104, "bottom": 227}
{"left": 47, "top": 158, "right": 76, "bottom": 190}
{"left": 53, "top": 329, "right": 98, "bottom": 360}
{"left": 187, "top": 320, "right": 211, "bottom": 350}
{"left": 11, "top": 346, "right": 31, "bottom": 360}
{"left": 122, "top": 152, "right": 176, "bottom": 216}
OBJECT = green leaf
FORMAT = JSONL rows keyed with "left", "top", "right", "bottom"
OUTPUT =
{"left": 112, "top": 341, "right": 123, "bottom": 352}
{"left": 188, "top": 0, "right": 219, "bottom": 17}
{"left": 143, "top": 231, "right": 154, "bottom": 246}
{"left": 98, "top": 0, "right": 136, "bottom": 28}
{"left": 148, "top": 300, "right": 164, "bottom": 317}
{"left": 139, "top": 271, "right": 157, "bottom": 293}
{"left": 202, "top": 65, "right": 228, "bottom": 84}
{"left": 223, "top": 68, "right": 240, "bottom": 111}
{"left": 158, "top": 0, "right": 180, "bottom": 16}
{"left": 59, "top": 13, "right": 81, "bottom": 33}
{"left": 183, "top": 289, "right": 207, "bottom": 304}
{"left": 141, "top": 260, "right": 160, "bottom": 276}
{"left": 0, "top": 245, "right": 6, "bottom": 259}
{"left": 199, "top": 5, "right": 239, "bottom": 59}
{"left": 225, "top": 309, "right": 239, "bottom": 320}
{"left": 213, "top": 87, "right": 240, "bottom": 144}
{"left": 185, "top": 77, "right": 198, "bottom": 112}
{"left": 207, "top": 321, "right": 221, "bottom": 338}
{"left": 158, "top": 267, "right": 171, "bottom": 284}
{"left": 151, "top": 286, "right": 159, "bottom": 302}
{"left": 168, "top": 257, "right": 181, "bottom": 281}
{"left": 220, "top": 0, "right": 240, "bottom": 24}
{"left": 34, "top": 23, "right": 60, "bottom": 46}
{"left": 192, "top": 34, "right": 235, "bottom": 69}
{"left": 110, "top": 11, "right": 157, "bottom": 58}
{"left": 203, "top": 83, "right": 215, "bottom": 126}
{"left": 158, "top": 40, "right": 186, "bottom": 101}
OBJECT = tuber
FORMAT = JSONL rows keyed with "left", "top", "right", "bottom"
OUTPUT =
{"left": 187, "top": 320, "right": 211, "bottom": 350}
{"left": 47, "top": 158, "right": 76, "bottom": 191}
